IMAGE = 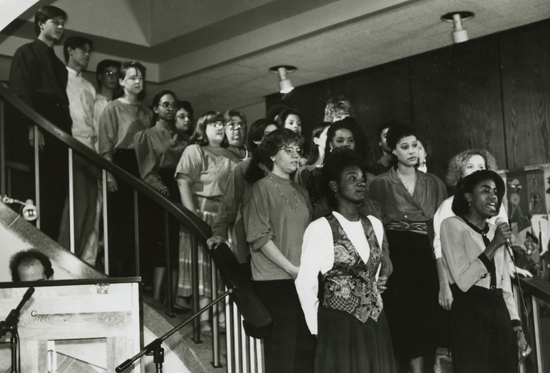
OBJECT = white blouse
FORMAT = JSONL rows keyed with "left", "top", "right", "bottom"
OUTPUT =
{"left": 295, "top": 211, "right": 385, "bottom": 335}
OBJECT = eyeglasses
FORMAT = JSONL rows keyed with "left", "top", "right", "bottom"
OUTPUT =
{"left": 208, "top": 121, "right": 225, "bottom": 129}
{"left": 104, "top": 71, "right": 118, "bottom": 76}
{"left": 226, "top": 122, "right": 242, "bottom": 130}
{"left": 281, "top": 147, "right": 302, "bottom": 157}
{"left": 159, "top": 101, "right": 177, "bottom": 109}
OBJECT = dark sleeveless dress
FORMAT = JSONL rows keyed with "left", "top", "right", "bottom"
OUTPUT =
{"left": 314, "top": 213, "right": 398, "bottom": 373}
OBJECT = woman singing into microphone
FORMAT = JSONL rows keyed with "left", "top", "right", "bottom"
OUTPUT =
{"left": 440, "top": 170, "right": 529, "bottom": 373}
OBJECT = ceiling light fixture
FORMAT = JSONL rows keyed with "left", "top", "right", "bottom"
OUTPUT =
{"left": 441, "top": 11, "right": 474, "bottom": 44}
{"left": 269, "top": 65, "right": 296, "bottom": 94}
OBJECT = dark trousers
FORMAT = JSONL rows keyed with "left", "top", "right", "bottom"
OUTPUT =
{"left": 107, "top": 149, "right": 141, "bottom": 277}
{"left": 253, "top": 280, "right": 316, "bottom": 373}
{"left": 450, "top": 285, "right": 518, "bottom": 373}
{"left": 31, "top": 98, "right": 72, "bottom": 241}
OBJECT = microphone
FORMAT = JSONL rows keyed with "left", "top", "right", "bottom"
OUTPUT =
{"left": 495, "top": 217, "right": 514, "bottom": 261}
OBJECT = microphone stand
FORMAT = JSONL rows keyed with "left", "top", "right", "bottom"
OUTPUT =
{"left": 116, "top": 289, "right": 233, "bottom": 372}
{"left": 0, "top": 287, "right": 35, "bottom": 373}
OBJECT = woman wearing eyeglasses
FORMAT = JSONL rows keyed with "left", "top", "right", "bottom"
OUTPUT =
{"left": 243, "top": 129, "right": 316, "bottom": 373}
{"left": 98, "top": 61, "right": 152, "bottom": 277}
{"left": 175, "top": 111, "right": 241, "bottom": 332}
{"left": 223, "top": 109, "right": 249, "bottom": 160}
{"left": 134, "top": 90, "right": 188, "bottom": 305}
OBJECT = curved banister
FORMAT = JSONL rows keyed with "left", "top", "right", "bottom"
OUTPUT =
{"left": 0, "top": 83, "right": 272, "bottom": 336}
{"left": 0, "top": 83, "right": 211, "bottom": 244}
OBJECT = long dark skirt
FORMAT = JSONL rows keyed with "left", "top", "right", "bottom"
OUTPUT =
{"left": 149, "top": 168, "right": 179, "bottom": 268}
{"left": 451, "top": 285, "right": 518, "bottom": 373}
{"left": 314, "top": 307, "right": 398, "bottom": 373}
{"left": 253, "top": 280, "right": 316, "bottom": 373}
{"left": 382, "top": 230, "right": 438, "bottom": 360}
{"left": 107, "top": 149, "right": 142, "bottom": 277}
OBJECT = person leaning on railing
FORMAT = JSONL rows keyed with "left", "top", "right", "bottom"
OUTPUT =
{"left": 207, "top": 119, "right": 278, "bottom": 278}
{"left": 134, "top": 90, "right": 188, "bottom": 306}
{"left": 97, "top": 61, "right": 152, "bottom": 277}
{"left": 8, "top": 5, "right": 71, "bottom": 241}
{"left": 175, "top": 111, "right": 241, "bottom": 333}
{"left": 440, "top": 170, "right": 529, "bottom": 373}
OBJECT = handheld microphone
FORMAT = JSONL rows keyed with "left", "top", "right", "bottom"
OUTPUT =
{"left": 495, "top": 217, "right": 514, "bottom": 261}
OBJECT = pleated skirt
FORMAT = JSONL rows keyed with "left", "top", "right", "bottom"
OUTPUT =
{"left": 177, "top": 196, "right": 223, "bottom": 297}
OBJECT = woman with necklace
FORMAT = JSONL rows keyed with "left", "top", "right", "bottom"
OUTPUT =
{"left": 175, "top": 111, "right": 240, "bottom": 332}
{"left": 134, "top": 90, "right": 188, "bottom": 305}
{"left": 296, "top": 148, "right": 397, "bottom": 372}
{"left": 243, "top": 128, "right": 316, "bottom": 373}
{"left": 441, "top": 170, "right": 529, "bottom": 372}
{"left": 368, "top": 124, "right": 447, "bottom": 373}
{"left": 98, "top": 61, "right": 152, "bottom": 277}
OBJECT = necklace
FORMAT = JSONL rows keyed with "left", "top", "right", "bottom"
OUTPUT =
{"left": 268, "top": 174, "right": 298, "bottom": 211}
{"left": 396, "top": 168, "right": 416, "bottom": 196}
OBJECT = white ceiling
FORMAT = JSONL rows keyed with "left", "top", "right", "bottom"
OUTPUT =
{"left": 2, "top": 0, "right": 550, "bottom": 115}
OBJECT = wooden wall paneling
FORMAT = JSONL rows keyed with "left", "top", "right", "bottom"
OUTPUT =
{"left": 500, "top": 22, "right": 550, "bottom": 170}
{"left": 331, "top": 63, "right": 412, "bottom": 164}
{"left": 410, "top": 38, "right": 505, "bottom": 180}
{"left": 265, "top": 82, "right": 332, "bottom": 156}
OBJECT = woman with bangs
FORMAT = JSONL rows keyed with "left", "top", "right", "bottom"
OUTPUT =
{"left": 98, "top": 61, "right": 152, "bottom": 277}
{"left": 243, "top": 128, "right": 316, "bottom": 373}
{"left": 174, "top": 100, "right": 194, "bottom": 136}
{"left": 277, "top": 108, "right": 302, "bottom": 135}
{"left": 224, "top": 109, "right": 249, "bottom": 160}
{"left": 175, "top": 111, "right": 241, "bottom": 331}
{"left": 368, "top": 124, "right": 447, "bottom": 373}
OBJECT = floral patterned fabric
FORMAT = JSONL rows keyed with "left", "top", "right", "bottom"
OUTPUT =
{"left": 322, "top": 213, "right": 383, "bottom": 323}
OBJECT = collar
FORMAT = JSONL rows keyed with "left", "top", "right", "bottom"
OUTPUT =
{"left": 461, "top": 216, "right": 490, "bottom": 236}
{"left": 267, "top": 171, "right": 292, "bottom": 185}
{"left": 66, "top": 66, "right": 80, "bottom": 77}
{"left": 387, "top": 167, "right": 427, "bottom": 185}
{"left": 33, "top": 38, "right": 51, "bottom": 51}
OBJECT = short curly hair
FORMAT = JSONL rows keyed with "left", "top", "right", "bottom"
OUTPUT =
{"left": 10, "top": 249, "right": 54, "bottom": 282}
{"left": 445, "top": 149, "right": 498, "bottom": 189}
{"left": 386, "top": 123, "right": 417, "bottom": 151}
{"left": 452, "top": 170, "right": 505, "bottom": 217}
{"left": 245, "top": 129, "right": 303, "bottom": 184}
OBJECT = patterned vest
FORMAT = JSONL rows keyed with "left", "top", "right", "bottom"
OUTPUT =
{"left": 321, "top": 213, "right": 383, "bottom": 323}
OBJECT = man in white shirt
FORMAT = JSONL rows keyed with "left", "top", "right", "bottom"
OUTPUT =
{"left": 93, "top": 60, "right": 120, "bottom": 151}
{"left": 58, "top": 36, "right": 98, "bottom": 259}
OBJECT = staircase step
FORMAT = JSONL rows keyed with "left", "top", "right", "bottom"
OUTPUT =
{"left": 143, "top": 294, "right": 226, "bottom": 372}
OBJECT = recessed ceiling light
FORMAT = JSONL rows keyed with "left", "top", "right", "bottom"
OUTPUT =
{"left": 269, "top": 65, "right": 297, "bottom": 94}
{"left": 441, "top": 11, "right": 474, "bottom": 43}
